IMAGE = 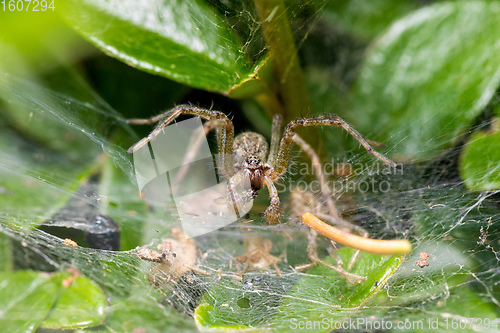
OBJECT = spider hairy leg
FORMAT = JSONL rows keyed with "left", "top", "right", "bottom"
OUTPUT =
{"left": 272, "top": 114, "right": 396, "bottom": 178}
{"left": 263, "top": 176, "right": 280, "bottom": 224}
{"left": 173, "top": 119, "right": 228, "bottom": 187}
{"left": 126, "top": 104, "right": 235, "bottom": 177}
{"left": 291, "top": 134, "right": 340, "bottom": 222}
{"left": 296, "top": 229, "right": 365, "bottom": 284}
{"left": 288, "top": 187, "right": 367, "bottom": 283}
{"left": 267, "top": 114, "right": 282, "bottom": 166}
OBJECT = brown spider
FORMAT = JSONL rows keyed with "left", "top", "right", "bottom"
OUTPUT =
{"left": 234, "top": 234, "right": 283, "bottom": 278}
{"left": 127, "top": 104, "right": 395, "bottom": 224}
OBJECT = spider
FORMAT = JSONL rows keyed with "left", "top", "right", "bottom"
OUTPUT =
{"left": 127, "top": 104, "right": 395, "bottom": 224}
{"left": 234, "top": 234, "right": 283, "bottom": 278}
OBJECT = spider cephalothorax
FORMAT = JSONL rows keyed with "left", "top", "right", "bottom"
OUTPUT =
{"left": 234, "top": 132, "right": 271, "bottom": 192}
{"left": 127, "top": 105, "right": 395, "bottom": 224}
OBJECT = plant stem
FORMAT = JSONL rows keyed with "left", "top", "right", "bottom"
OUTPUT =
{"left": 254, "top": 0, "right": 311, "bottom": 123}
{"left": 302, "top": 212, "right": 412, "bottom": 256}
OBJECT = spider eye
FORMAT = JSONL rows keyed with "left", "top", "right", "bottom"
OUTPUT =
{"left": 245, "top": 156, "right": 261, "bottom": 167}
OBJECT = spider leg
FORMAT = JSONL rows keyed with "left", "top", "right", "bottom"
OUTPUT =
{"left": 236, "top": 252, "right": 253, "bottom": 276}
{"left": 290, "top": 133, "right": 340, "bottom": 222}
{"left": 227, "top": 170, "right": 255, "bottom": 218}
{"left": 272, "top": 114, "right": 395, "bottom": 178}
{"left": 183, "top": 263, "right": 211, "bottom": 276}
{"left": 314, "top": 211, "right": 369, "bottom": 270}
{"left": 297, "top": 229, "right": 365, "bottom": 284}
{"left": 172, "top": 119, "right": 230, "bottom": 187}
{"left": 268, "top": 114, "right": 394, "bottom": 268}
{"left": 267, "top": 114, "right": 283, "bottom": 166}
{"left": 127, "top": 104, "right": 235, "bottom": 178}
{"left": 263, "top": 176, "right": 280, "bottom": 224}
{"left": 127, "top": 110, "right": 175, "bottom": 125}
{"left": 259, "top": 250, "right": 283, "bottom": 278}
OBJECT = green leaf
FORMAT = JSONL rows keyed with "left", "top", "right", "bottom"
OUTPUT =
{"left": 460, "top": 130, "right": 500, "bottom": 191}
{"left": 194, "top": 303, "right": 251, "bottom": 331}
{"left": 0, "top": 271, "right": 58, "bottom": 332}
{"left": 323, "top": 0, "right": 417, "bottom": 39}
{"left": 194, "top": 246, "right": 403, "bottom": 331}
{"left": 344, "top": 251, "right": 402, "bottom": 307}
{"left": 228, "top": 56, "right": 273, "bottom": 99}
{"left": 272, "top": 248, "right": 402, "bottom": 330}
{"left": 59, "top": 0, "right": 257, "bottom": 94}
{"left": 420, "top": 287, "right": 499, "bottom": 325}
{"left": 0, "top": 44, "right": 138, "bottom": 228}
{"left": 0, "top": 233, "right": 12, "bottom": 272}
{"left": 41, "top": 272, "right": 107, "bottom": 329}
{"left": 0, "top": 120, "right": 95, "bottom": 225}
{"left": 0, "top": 11, "right": 92, "bottom": 71}
{"left": 349, "top": 1, "right": 500, "bottom": 161}
{"left": 106, "top": 294, "right": 197, "bottom": 332}
{"left": 0, "top": 271, "right": 107, "bottom": 331}
{"left": 0, "top": 74, "right": 115, "bottom": 227}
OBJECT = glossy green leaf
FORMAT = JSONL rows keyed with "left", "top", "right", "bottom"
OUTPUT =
{"left": 59, "top": 0, "right": 257, "bottom": 94}
{"left": 460, "top": 130, "right": 500, "bottom": 190}
{"left": 0, "top": 271, "right": 107, "bottom": 331}
{"left": 0, "top": 117, "right": 93, "bottom": 225}
{"left": 362, "top": 236, "right": 498, "bottom": 330}
{"left": 0, "top": 271, "right": 58, "bottom": 332}
{"left": 349, "top": 1, "right": 500, "bottom": 161}
{"left": 384, "top": 287, "right": 499, "bottom": 332}
{"left": 41, "top": 272, "right": 107, "bottom": 329}
{"left": 417, "top": 287, "right": 499, "bottom": 327}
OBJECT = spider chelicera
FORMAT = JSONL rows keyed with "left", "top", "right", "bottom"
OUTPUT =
{"left": 127, "top": 104, "right": 395, "bottom": 224}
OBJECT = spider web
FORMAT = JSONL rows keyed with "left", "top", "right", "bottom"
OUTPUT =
{"left": 1, "top": 2, "right": 500, "bottom": 332}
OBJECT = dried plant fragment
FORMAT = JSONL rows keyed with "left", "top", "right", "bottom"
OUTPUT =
{"left": 136, "top": 228, "right": 209, "bottom": 289}
{"left": 415, "top": 252, "right": 429, "bottom": 268}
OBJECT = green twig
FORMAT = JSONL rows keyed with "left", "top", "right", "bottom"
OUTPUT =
{"left": 254, "top": 0, "right": 311, "bottom": 123}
